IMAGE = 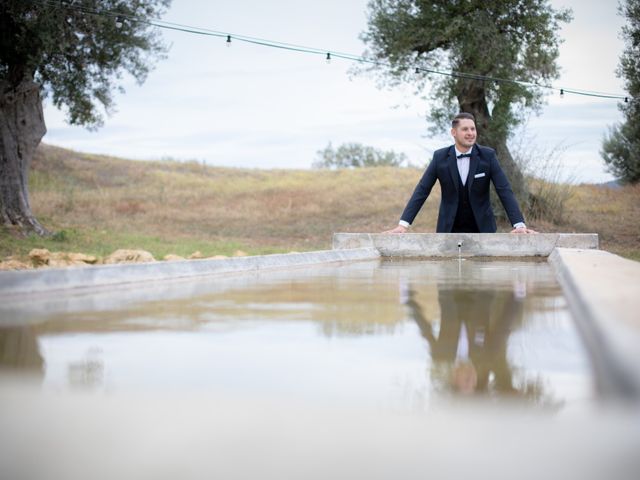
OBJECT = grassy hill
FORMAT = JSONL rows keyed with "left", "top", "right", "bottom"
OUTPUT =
{"left": 1, "top": 144, "right": 638, "bottom": 262}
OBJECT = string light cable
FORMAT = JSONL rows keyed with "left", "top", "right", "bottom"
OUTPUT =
{"left": 32, "top": 0, "right": 631, "bottom": 102}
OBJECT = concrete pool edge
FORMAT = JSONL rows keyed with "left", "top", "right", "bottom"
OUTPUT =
{"left": 0, "top": 247, "right": 381, "bottom": 297}
{"left": 548, "top": 248, "right": 640, "bottom": 400}
{"left": 333, "top": 232, "right": 599, "bottom": 256}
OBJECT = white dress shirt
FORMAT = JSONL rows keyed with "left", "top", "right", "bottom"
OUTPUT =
{"left": 455, "top": 147, "right": 472, "bottom": 186}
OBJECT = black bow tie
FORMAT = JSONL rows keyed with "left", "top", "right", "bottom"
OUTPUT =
{"left": 457, "top": 153, "right": 472, "bottom": 159}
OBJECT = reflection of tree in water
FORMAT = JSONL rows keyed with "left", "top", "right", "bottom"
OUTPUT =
{"left": 405, "top": 285, "right": 563, "bottom": 410}
{"left": 0, "top": 327, "right": 104, "bottom": 390}
{"left": 0, "top": 326, "right": 44, "bottom": 380}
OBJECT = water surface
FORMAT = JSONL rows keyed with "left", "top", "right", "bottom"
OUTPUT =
{"left": 0, "top": 259, "right": 593, "bottom": 411}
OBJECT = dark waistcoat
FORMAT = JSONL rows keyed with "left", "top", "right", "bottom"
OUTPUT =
{"left": 452, "top": 171, "right": 479, "bottom": 233}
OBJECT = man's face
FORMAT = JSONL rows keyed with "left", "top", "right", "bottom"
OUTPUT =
{"left": 451, "top": 119, "right": 477, "bottom": 150}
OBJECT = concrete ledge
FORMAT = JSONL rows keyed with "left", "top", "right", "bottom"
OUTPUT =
{"left": 549, "top": 248, "right": 640, "bottom": 400}
{"left": 0, "top": 247, "right": 380, "bottom": 297}
{"left": 333, "top": 233, "right": 599, "bottom": 257}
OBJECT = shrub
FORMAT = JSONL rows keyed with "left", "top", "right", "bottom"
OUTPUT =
{"left": 313, "top": 142, "right": 407, "bottom": 169}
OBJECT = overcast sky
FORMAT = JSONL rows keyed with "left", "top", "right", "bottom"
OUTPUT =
{"left": 42, "top": 0, "right": 626, "bottom": 183}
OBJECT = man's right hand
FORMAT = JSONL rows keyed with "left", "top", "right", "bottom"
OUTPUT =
{"left": 383, "top": 225, "right": 408, "bottom": 234}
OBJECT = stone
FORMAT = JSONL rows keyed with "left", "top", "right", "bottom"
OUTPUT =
{"left": 188, "top": 251, "right": 204, "bottom": 259}
{"left": 67, "top": 253, "right": 98, "bottom": 264}
{"left": 48, "top": 253, "right": 75, "bottom": 268}
{"left": 0, "top": 259, "right": 31, "bottom": 270}
{"left": 163, "top": 254, "right": 185, "bottom": 261}
{"left": 104, "top": 249, "right": 155, "bottom": 264}
{"left": 28, "top": 249, "right": 98, "bottom": 268}
{"left": 47, "top": 252, "right": 97, "bottom": 268}
{"left": 29, "top": 248, "right": 51, "bottom": 266}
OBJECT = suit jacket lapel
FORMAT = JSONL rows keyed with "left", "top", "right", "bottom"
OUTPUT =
{"left": 447, "top": 146, "right": 459, "bottom": 193}
{"left": 468, "top": 145, "right": 480, "bottom": 190}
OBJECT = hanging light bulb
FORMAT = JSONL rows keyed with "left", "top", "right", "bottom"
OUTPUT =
{"left": 115, "top": 16, "right": 124, "bottom": 29}
{"left": 326, "top": 52, "right": 331, "bottom": 64}
{"left": 226, "top": 35, "right": 232, "bottom": 47}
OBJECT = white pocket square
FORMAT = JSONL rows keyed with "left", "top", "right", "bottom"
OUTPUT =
{"left": 474, "top": 172, "right": 486, "bottom": 178}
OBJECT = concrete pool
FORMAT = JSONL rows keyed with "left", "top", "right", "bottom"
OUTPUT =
{"left": 1, "top": 235, "right": 639, "bottom": 480}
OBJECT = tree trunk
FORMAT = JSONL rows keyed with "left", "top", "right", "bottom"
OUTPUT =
{"left": 457, "top": 81, "right": 529, "bottom": 217}
{"left": 0, "top": 77, "right": 49, "bottom": 236}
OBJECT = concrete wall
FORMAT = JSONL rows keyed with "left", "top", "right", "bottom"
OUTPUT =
{"left": 549, "top": 248, "right": 640, "bottom": 400}
{"left": 0, "top": 248, "right": 380, "bottom": 297}
{"left": 333, "top": 233, "right": 598, "bottom": 257}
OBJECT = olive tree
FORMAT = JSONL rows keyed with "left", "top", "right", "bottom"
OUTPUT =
{"left": 360, "top": 0, "right": 572, "bottom": 205}
{"left": 601, "top": 0, "right": 640, "bottom": 184}
{"left": 0, "top": 0, "right": 170, "bottom": 235}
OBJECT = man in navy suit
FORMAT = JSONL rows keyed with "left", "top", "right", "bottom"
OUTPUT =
{"left": 385, "top": 113, "right": 537, "bottom": 234}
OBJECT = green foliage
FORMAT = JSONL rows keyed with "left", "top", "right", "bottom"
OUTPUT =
{"left": 359, "top": 0, "right": 571, "bottom": 139}
{"left": 0, "top": 0, "right": 171, "bottom": 127}
{"left": 313, "top": 142, "right": 407, "bottom": 169}
{"left": 601, "top": 0, "right": 640, "bottom": 184}
{"left": 602, "top": 123, "right": 640, "bottom": 183}
{"left": 50, "top": 229, "right": 69, "bottom": 242}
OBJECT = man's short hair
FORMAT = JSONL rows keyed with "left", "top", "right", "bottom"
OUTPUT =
{"left": 452, "top": 112, "right": 476, "bottom": 128}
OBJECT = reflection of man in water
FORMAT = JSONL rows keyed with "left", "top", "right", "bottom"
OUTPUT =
{"left": 450, "top": 320, "right": 478, "bottom": 394}
{"left": 405, "top": 285, "right": 524, "bottom": 395}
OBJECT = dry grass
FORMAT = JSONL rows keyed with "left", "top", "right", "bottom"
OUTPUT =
{"left": 1, "top": 144, "right": 638, "bottom": 261}
{"left": 519, "top": 182, "right": 640, "bottom": 260}
{"left": 5, "top": 144, "right": 435, "bottom": 259}
{"left": 561, "top": 183, "right": 640, "bottom": 260}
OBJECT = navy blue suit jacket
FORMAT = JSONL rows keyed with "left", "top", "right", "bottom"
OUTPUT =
{"left": 400, "top": 144, "right": 524, "bottom": 233}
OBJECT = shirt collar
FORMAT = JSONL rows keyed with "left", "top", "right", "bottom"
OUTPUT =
{"left": 455, "top": 146, "right": 473, "bottom": 158}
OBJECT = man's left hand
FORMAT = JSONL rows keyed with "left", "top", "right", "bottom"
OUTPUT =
{"left": 510, "top": 227, "right": 538, "bottom": 234}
